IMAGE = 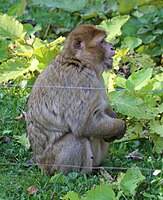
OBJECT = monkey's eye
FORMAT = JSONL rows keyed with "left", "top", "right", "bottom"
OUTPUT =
{"left": 100, "top": 39, "right": 106, "bottom": 44}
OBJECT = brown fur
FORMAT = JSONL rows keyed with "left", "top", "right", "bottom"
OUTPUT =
{"left": 26, "top": 24, "right": 126, "bottom": 174}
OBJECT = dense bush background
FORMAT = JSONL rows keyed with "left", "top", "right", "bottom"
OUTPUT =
{"left": 0, "top": 0, "right": 162, "bottom": 199}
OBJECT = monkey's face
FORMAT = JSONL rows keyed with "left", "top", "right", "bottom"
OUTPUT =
{"left": 64, "top": 25, "right": 115, "bottom": 72}
{"left": 100, "top": 39, "right": 115, "bottom": 71}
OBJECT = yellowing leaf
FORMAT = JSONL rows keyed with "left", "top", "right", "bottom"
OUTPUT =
{"left": 14, "top": 134, "right": 30, "bottom": 148}
{"left": 99, "top": 15, "right": 130, "bottom": 41}
{"left": 0, "top": 14, "right": 26, "bottom": 40}
{"left": 62, "top": 191, "right": 81, "bottom": 200}
{"left": 12, "top": 44, "right": 33, "bottom": 57}
{"left": 0, "top": 58, "right": 39, "bottom": 83}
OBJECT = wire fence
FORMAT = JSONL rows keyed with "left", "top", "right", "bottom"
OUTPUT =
{"left": 0, "top": 83, "right": 163, "bottom": 93}
{"left": 0, "top": 162, "right": 160, "bottom": 172}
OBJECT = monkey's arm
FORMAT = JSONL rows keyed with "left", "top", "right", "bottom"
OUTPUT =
{"left": 68, "top": 100, "right": 126, "bottom": 140}
{"left": 85, "top": 111, "right": 126, "bottom": 139}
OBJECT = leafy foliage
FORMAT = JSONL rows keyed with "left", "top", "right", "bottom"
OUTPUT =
{"left": 0, "top": 1, "right": 162, "bottom": 199}
{"left": 0, "top": 14, "right": 25, "bottom": 40}
{"left": 0, "top": 14, "right": 64, "bottom": 82}
{"left": 119, "top": 167, "right": 145, "bottom": 196}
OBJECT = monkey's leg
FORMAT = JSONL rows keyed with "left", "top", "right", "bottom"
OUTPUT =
{"left": 91, "top": 138, "right": 109, "bottom": 167}
{"left": 38, "top": 134, "right": 93, "bottom": 174}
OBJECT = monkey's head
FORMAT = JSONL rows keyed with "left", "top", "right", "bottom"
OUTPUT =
{"left": 63, "top": 24, "right": 115, "bottom": 73}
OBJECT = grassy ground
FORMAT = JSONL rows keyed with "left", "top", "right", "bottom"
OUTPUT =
{"left": 0, "top": 87, "right": 162, "bottom": 199}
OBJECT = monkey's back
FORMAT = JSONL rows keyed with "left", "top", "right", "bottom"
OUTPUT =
{"left": 27, "top": 56, "right": 107, "bottom": 154}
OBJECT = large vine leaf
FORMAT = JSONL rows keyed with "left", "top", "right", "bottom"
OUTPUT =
{"left": 109, "top": 90, "right": 154, "bottom": 119}
{"left": 126, "top": 68, "right": 153, "bottom": 90}
{"left": 32, "top": 0, "right": 86, "bottom": 12}
{"left": 121, "top": 37, "right": 142, "bottom": 49}
{"left": 83, "top": 185, "right": 115, "bottom": 200}
{"left": 0, "top": 14, "right": 26, "bottom": 40}
{"left": 99, "top": 15, "right": 130, "bottom": 41}
{"left": 120, "top": 167, "right": 145, "bottom": 196}
{"left": 0, "top": 58, "right": 38, "bottom": 83}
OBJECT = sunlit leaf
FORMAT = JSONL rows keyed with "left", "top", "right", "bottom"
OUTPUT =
{"left": 62, "top": 191, "right": 81, "bottom": 200}
{"left": 0, "top": 14, "right": 26, "bottom": 40}
{"left": 99, "top": 15, "right": 130, "bottom": 41}
{"left": 12, "top": 44, "right": 33, "bottom": 57}
{"left": 126, "top": 68, "right": 153, "bottom": 90}
{"left": 14, "top": 134, "right": 30, "bottom": 148}
{"left": 0, "top": 58, "right": 39, "bottom": 83}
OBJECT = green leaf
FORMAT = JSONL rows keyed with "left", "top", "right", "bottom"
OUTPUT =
{"left": 50, "top": 173, "right": 66, "bottom": 184}
{"left": 118, "top": 0, "right": 162, "bottom": 14}
{"left": 152, "top": 135, "right": 163, "bottom": 154}
{"left": 109, "top": 90, "right": 154, "bottom": 119}
{"left": 142, "top": 73, "right": 163, "bottom": 93}
{"left": 0, "top": 58, "right": 39, "bottom": 83}
{"left": 7, "top": 0, "right": 27, "bottom": 17}
{"left": 150, "top": 121, "right": 163, "bottom": 137}
{"left": 82, "top": 0, "right": 104, "bottom": 17}
{"left": 13, "top": 134, "right": 30, "bottom": 148}
{"left": 99, "top": 15, "right": 130, "bottom": 41}
{"left": 0, "top": 40, "right": 9, "bottom": 62}
{"left": 83, "top": 185, "right": 115, "bottom": 200}
{"left": 126, "top": 68, "right": 153, "bottom": 90}
{"left": 118, "top": 0, "right": 138, "bottom": 14}
{"left": 120, "top": 167, "right": 145, "bottom": 196}
{"left": 32, "top": 0, "right": 86, "bottom": 12}
{"left": 12, "top": 44, "right": 33, "bottom": 58}
{"left": 103, "top": 71, "right": 116, "bottom": 90}
{"left": 121, "top": 37, "right": 142, "bottom": 49}
{"left": 115, "top": 76, "right": 126, "bottom": 88}
{"left": 121, "top": 20, "right": 139, "bottom": 37}
{"left": 34, "top": 45, "right": 56, "bottom": 69}
{"left": 62, "top": 191, "right": 81, "bottom": 200}
{"left": 33, "top": 37, "right": 64, "bottom": 70}
{"left": 0, "top": 14, "right": 26, "bottom": 40}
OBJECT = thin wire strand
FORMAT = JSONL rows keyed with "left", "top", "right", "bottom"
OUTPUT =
{"left": 0, "top": 83, "right": 163, "bottom": 93}
{"left": 0, "top": 162, "right": 160, "bottom": 172}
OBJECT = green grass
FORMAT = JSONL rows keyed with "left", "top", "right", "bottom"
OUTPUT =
{"left": 0, "top": 87, "right": 162, "bottom": 199}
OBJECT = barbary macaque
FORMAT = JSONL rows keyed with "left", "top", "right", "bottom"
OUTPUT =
{"left": 26, "top": 24, "right": 126, "bottom": 174}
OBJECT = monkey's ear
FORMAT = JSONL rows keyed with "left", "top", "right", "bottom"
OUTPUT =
{"left": 73, "top": 38, "right": 84, "bottom": 50}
